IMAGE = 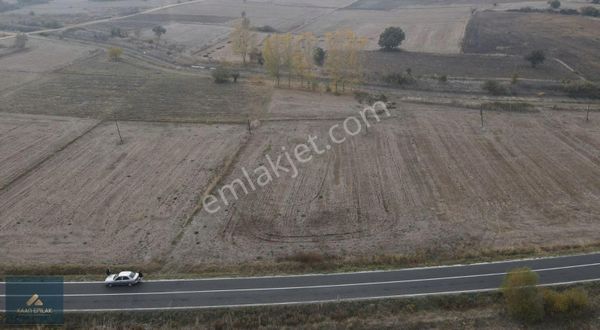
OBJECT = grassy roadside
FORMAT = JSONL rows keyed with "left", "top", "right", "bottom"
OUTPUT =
{"left": 1, "top": 283, "right": 598, "bottom": 329}
{"left": 2, "top": 243, "right": 600, "bottom": 281}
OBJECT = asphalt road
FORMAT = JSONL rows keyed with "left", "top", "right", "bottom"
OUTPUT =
{"left": 1, "top": 253, "right": 600, "bottom": 312}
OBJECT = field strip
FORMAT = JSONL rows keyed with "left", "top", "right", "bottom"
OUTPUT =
{"left": 0, "top": 120, "right": 102, "bottom": 192}
{"left": 167, "top": 130, "right": 251, "bottom": 250}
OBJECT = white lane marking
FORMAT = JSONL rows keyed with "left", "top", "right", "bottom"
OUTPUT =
{"left": 1, "top": 252, "right": 599, "bottom": 285}
{"left": 2, "top": 262, "right": 599, "bottom": 297}
{"left": 50, "top": 278, "right": 600, "bottom": 312}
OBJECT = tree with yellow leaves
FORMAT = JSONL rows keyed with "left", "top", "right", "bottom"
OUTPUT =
{"left": 230, "top": 17, "right": 255, "bottom": 65}
{"left": 263, "top": 34, "right": 284, "bottom": 86}
{"left": 325, "top": 29, "right": 367, "bottom": 93}
{"left": 292, "top": 32, "right": 318, "bottom": 89}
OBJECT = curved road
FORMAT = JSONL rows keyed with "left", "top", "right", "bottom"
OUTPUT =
{"left": 1, "top": 253, "right": 600, "bottom": 312}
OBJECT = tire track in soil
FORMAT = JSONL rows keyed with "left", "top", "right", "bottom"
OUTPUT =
{"left": 0, "top": 120, "right": 102, "bottom": 194}
{"left": 168, "top": 129, "right": 251, "bottom": 250}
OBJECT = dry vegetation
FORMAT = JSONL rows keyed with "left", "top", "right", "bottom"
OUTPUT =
{"left": 0, "top": 0, "right": 598, "bottom": 280}
{"left": 299, "top": 6, "right": 472, "bottom": 53}
{"left": 0, "top": 53, "right": 271, "bottom": 122}
{"left": 0, "top": 113, "right": 98, "bottom": 189}
{"left": 19, "top": 282, "right": 600, "bottom": 329}
{"left": 463, "top": 11, "right": 600, "bottom": 81}
{"left": 170, "top": 99, "right": 600, "bottom": 268}
{"left": 0, "top": 121, "right": 246, "bottom": 268}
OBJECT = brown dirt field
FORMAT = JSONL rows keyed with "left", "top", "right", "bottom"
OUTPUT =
{"left": 0, "top": 37, "right": 96, "bottom": 93}
{"left": 0, "top": 37, "right": 95, "bottom": 73}
{"left": 154, "top": 0, "right": 335, "bottom": 33}
{"left": 266, "top": 89, "right": 362, "bottom": 120}
{"left": 300, "top": 6, "right": 473, "bottom": 53}
{"left": 0, "top": 121, "right": 247, "bottom": 267}
{"left": 0, "top": 112, "right": 99, "bottom": 189}
{"left": 0, "top": 53, "right": 272, "bottom": 122}
{"left": 463, "top": 11, "right": 600, "bottom": 81}
{"left": 363, "top": 50, "right": 579, "bottom": 80}
{"left": 169, "top": 102, "right": 600, "bottom": 267}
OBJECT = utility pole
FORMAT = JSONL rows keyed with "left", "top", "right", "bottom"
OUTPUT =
{"left": 114, "top": 116, "right": 123, "bottom": 145}
{"left": 480, "top": 106, "right": 484, "bottom": 128}
{"left": 586, "top": 104, "right": 590, "bottom": 122}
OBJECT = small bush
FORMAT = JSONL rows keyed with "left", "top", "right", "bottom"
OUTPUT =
{"left": 580, "top": 6, "right": 599, "bottom": 17}
{"left": 501, "top": 268, "right": 544, "bottom": 323}
{"left": 279, "top": 252, "right": 326, "bottom": 265}
{"left": 254, "top": 25, "right": 278, "bottom": 33}
{"left": 438, "top": 74, "right": 448, "bottom": 83}
{"left": 481, "top": 102, "right": 535, "bottom": 112}
{"left": 547, "top": 0, "right": 560, "bottom": 9}
{"left": 543, "top": 287, "right": 589, "bottom": 317}
{"left": 107, "top": 47, "right": 123, "bottom": 61}
{"left": 559, "top": 8, "right": 579, "bottom": 15}
{"left": 563, "top": 81, "right": 600, "bottom": 99}
{"left": 110, "top": 27, "right": 126, "bottom": 38}
{"left": 212, "top": 66, "right": 230, "bottom": 84}
{"left": 482, "top": 80, "right": 508, "bottom": 95}
{"left": 524, "top": 50, "right": 545, "bottom": 68}
{"left": 382, "top": 72, "right": 416, "bottom": 86}
{"left": 354, "top": 91, "right": 388, "bottom": 105}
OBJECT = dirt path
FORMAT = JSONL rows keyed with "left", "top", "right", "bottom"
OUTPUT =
{"left": 0, "top": 0, "right": 212, "bottom": 41}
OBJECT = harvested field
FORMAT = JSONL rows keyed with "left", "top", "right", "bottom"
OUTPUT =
{"left": 346, "top": 0, "right": 521, "bottom": 9}
{"left": 170, "top": 103, "right": 600, "bottom": 266}
{"left": 0, "top": 112, "right": 98, "bottom": 189}
{"left": 0, "top": 53, "right": 272, "bottom": 122}
{"left": 300, "top": 6, "right": 473, "bottom": 53}
{"left": 0, "top": 37, "right": 94, "bottom": 72}
{"left": 266, "top": 89, "right": 362, "bottom": 120}
{"left": 154, "top": 0, "right": 334, "bottom": 33}
{"left": 363, "top": 50, "right": 579, "bottom": 80}
{"left": 0, "top": 121, "right": 247, "bottom": 267}
{"left": 3, "top": 0, "right": 179, "bottom": 16}
{"left": 463, "top": 11, "right": 600, "bottom": 81}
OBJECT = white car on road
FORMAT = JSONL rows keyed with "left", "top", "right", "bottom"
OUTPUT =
{"left": 105, "top": 271, "right": 142, "bottom": 287}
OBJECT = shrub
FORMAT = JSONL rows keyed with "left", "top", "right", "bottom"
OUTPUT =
{"left": 378, "top": 27, "right": 405, "bottom": 51}
{"left": 580, "top": 6, "right": 599, "bottom": 17}
{"left": 107, "top": 47, "right": 123, "bottom": 61}
{"left": 313, "top": 47, "right": 326, "bottom": 67}
{"left": 254, "top": 25, "right": 278, "bottom": 33}
{"left": 110, "top": 27, "right": 126, "bottom": 38}
{"left": 354, "top": 91, "right": 388, "bottom": 105}
{"left": 547, "top": 0, "right": 560, "bottom": 9}
{"left": 542, "top": 287, "right": 589, "bottom": 317}
{"left": 438, "top": 74, "right": 448, "bottom": 83}
{"left": 482, "top": 80, "right": 508, "bottom": 95}
{"left": 481, "top": 102, "right": 535, "bottom": 112}
{"left": 511, "top": 73, "right": 519, "bottom": 85}
{"left": 559, "top": 8, "right": 579, "bottom": 15}
{"left": 212, "top": 66, "right": 230, "bottom": 84}
{"left": 524, "top": 50, "right": 545, "bottom": 68}
{"left": 563, "top": 81, "right": 600, "bottom": 99}
{"left": 382, "top": 72, "right": 415, "bottom": 86}
{"left": 280, "top": 252, "right": 325, "bottom": 264}
{"left": 501, "top": 268, "right": 544, "bottom": 323}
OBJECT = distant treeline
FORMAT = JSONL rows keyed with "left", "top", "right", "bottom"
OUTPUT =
{"left": 508, "top": 6, "right": 599, "bottom": 17}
